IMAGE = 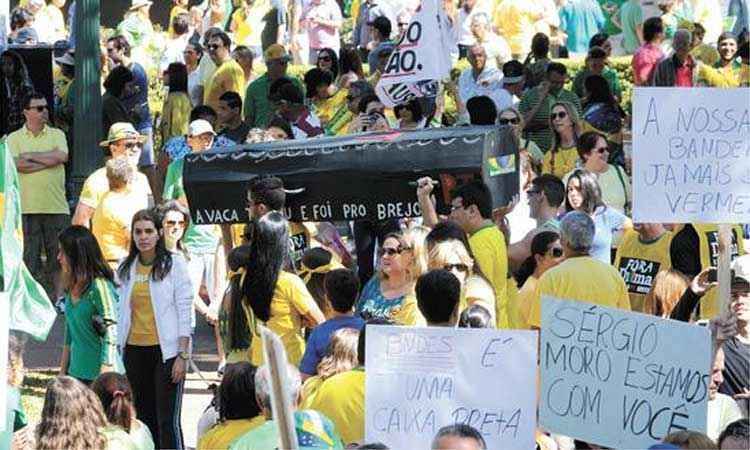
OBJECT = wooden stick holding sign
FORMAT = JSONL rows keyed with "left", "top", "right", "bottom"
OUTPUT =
{"left": 716, "top": 224, "right": 734, "bottom": 339}
{"left": 260, "top": 325, "right": 299, "bottom": 450}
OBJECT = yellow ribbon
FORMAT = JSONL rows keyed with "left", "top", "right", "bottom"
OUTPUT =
{"left": 298, "top": 260, "right": 344, "bottom": 284}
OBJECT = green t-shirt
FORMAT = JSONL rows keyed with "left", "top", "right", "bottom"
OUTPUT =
{"left": 243, "top": 74, "right": 305, "bottom": 129}
{"left": 64, "top": 278, "right": 122, "bottom": 381}
{"left": 598, "top": 0, "right": 628, "bottom": 35}
{"left": 163, "top": 158, "right": 221, "bottom": 254}
{"left": 619, "top": 1, "right": 643, "bottom": 54}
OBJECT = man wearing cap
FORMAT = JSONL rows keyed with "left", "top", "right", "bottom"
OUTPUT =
{"left": 244, "top": 44, "right": 304, "bottom": 128}
{"left": 53, "top": 50, "right": 76, "bottom": 132}
{"left": 500, "top": 60, "right": 525, "bottom": 106}
{"left": 204, "top": 31, "right": 246, "bottom": 113}
{"left": 116, "top": 0, "right": 154, "bottom": 49}
{"left": 72, "top": 122, "right": 153, "bottom": 227}
{"left": 163, "top": 119, "right": 226, "bottom": 369}
{"left": 274, "top": 83, "right": 324, "bottom": 139}
{"left": 671, "top": 256, "right": 750, "bottom": 417}
{"left": 7, "top": 92, "right": 68, "bottom": 300}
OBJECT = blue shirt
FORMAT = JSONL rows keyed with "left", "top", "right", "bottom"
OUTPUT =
{"left": 559, "top": 0, "right": 605, "bottom": 54}
{"left": 298, "top": 315, "right": 365, "bottom": 375}
{"left": 163, "top": 135, "right": 236, "bottom": 162}
{"left": 122, "top": 62, "right": 152, "bottom": 130}
{"left": 591, "top": 206, "right": 628, "bottom": 263}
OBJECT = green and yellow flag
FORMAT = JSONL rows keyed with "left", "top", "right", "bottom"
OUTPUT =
{"left": 0, "top": 141, "right": 56, "bottom": 341}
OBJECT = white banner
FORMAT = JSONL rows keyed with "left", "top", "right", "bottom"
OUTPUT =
{"left": 539, "top": 296, "right": 711, "bottom": 449}
{"left": 374, "top": 0, "right": 453, "bottom": 107}
{"left": 365, "top": 325, "right": 537, "bottom": 449}
{"left": 632, "top": 87, "right": 750, "bottom": 223}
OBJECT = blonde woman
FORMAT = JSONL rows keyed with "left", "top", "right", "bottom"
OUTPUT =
{"left": 543, "top": 101, "right": 582, "bottom": 178}
{"left": 300, "top": 327, "right": 360, "bottom": 408}
{"left": 643, "top": 269, "right": 691, "bottom": 317}
{"left": 427, "top": 239, "right": 496, "bottom": 322}
{"left": 355, "top": 232, "right": 424, "bottom": 326}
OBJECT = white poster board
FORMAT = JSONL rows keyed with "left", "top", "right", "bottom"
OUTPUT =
{"left": 632, "top": 87, "right": 750, "bottom": 223}
{"left": 539, "top": 296, "right": 712, "bottom": 449}
{"left": 365, "top": 325, "right": 537, "bottom": 449}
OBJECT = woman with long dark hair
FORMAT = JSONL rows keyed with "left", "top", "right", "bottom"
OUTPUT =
{"left": 91, "top": 372, "right": 155, "bottom": 450}
{"left": 543, "top": 101, "right": 582, "bottom": 179}
{"left": 116, "top": 209, "right": 192, "bottom": 450}
{"left": 242, "top": 212, "right": 325, "bottom": 367}
{"left": 0, "top": 50, "right": 34, "bottom": 134}
{"left": 160, "top": 62, "right": 193, "bottom": 145}
{"left": 316, "top": 47, "right": 339, "bottom": 80}
{"left": 219, "top": 244, "right": 253, "bottom": 365}
{"left": 513, "top": 231, "right": 563, "bottom": 329}
{"left": 338, "top": 44, "right": 365, "bottom": 88}
{"left": 565, "top": 169, "right": 630, "bottom": 263}
{"left": 581, "top": 74, "right": 625, "bottom": 148}
{"left": 58, "top": 226, "right": 121, "bottom": 384}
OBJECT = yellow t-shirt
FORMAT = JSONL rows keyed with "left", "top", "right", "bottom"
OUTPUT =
{"left": 249, "top": 271, "right": 315, "bottom": 367}
{"left": 542, "top": 145, "right": 579, "bottom": 179}
{"left": 613, "top": 229, "right": 673, "bottom": 313}
{"left": 515, "top": 276, "right": 538, "bottom": 330}
{"left": 91, "top": 190, "right": 149, "bottom": 262}
{"left": 79, "top": 166, "right": 152, "bottom": 209}
{"left": 198, "top": 416, "right": 266, "bottom": 450}
{"left": 312, "top": 89, "right": 349, "bottom": 126}
{"left": 528, "top": 256, "right": 631, "bottom": 328}
{"left": 306, "top": 369, "right": 365, "bottom": 445}
{"left": 300, "top": 375, "right": 324, "bottom": 409}
{"left": 204, "top": 59, "right": 246, "bottom": 113}
{"left": 7, "top": 125, "right": 69, "bottom": 214}
{"left": 469, "top": 225, "right": 509, "bottom": 329}
{"left": 128, "top": 262, "right": 159, "bottom": 346}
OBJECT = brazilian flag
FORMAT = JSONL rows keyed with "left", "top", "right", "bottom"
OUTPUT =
{"left": 0, "top": 141, "right": 56, "bottom": 341}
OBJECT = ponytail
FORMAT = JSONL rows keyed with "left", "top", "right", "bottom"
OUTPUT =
{"left": 514, "top": 254, "right": 537, "bottom": 287}
{"left": 91, "top": 372, "right": 135, "bottom": 433}
{"left": 108, "top": 390, "right": 134, "bottom": 432}
{"left": 513, "top": 231, "right": 561, "bottom": 286}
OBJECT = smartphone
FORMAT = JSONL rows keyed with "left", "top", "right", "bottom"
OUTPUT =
{"left": 707, "top": 268, "right": 717, "bottom": 283}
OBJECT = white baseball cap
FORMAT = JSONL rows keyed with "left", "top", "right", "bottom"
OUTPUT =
{"left": 731, "top": 255, "right": 750, "bottom": 284}
{"left": 188, "top": 119, "right": 216, "bottom": 137}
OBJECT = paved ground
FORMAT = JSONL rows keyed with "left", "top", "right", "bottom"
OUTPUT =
{"left": 26, "top": 313, "right": 222, "bottom": 449}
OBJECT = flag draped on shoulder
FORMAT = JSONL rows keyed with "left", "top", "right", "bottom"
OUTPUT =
{"left": 0, "top": 141, "right": 56, "bottom": 341}
{"left": 375, "top": 0, "right": 454, "bottom": 107}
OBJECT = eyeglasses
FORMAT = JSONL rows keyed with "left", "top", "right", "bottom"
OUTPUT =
{"left": 548, "top": 247, "right": 563, "bottom": 257}
{"left": 593, "top": 146, "right": 610, "bottom": 154}
{"left": 26, "top": 105, "right": 48, "bottom": 112}
{"left": 379, "top": 247, "right": 405, "bottom": 257}
{"left": 498, "top": 117, "right": 520, "bottom": 125}
{"left": 444, "top": 263, "right": 469, "bottom": 273}
{"left": 551, "top": 111, "right": 568, "bottom": 120}
{"left": 165, "top": 220, "right": 186, "bottom": 227}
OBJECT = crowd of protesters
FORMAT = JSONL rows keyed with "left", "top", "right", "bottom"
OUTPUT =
{"left": 1, "top": 0, "right": 750, "bottom": 449}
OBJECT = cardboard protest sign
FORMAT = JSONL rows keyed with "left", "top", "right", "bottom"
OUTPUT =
{"left": 374, "top": 0, "right": 453, "bottom": 107}
{"left": 365, "top": 325, "right": 537, "bottom": 449}
{"left": 260, "top": 326, "right": 299, "bottom": 450}
{"left": 632, "top": 87, "right": 750, "bottom": 223}
{"left": 183, "top": 126, "right": 519, "bottom": 224}
{"left": 539, "top": 296, "right": 712, "bottom": 449}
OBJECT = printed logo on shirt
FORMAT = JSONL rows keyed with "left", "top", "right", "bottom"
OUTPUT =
{"left": 706, "top": 231, "right": 740, "bottom": 267}
{"left": 289, "top": 231, "right": 309, "bottom": 268}
{"left": 618, "top": 257, "right": 661, "bottom": 294}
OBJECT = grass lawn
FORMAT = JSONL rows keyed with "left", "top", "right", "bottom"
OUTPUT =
{"left": 20, "top": 369, "right": 57, "bottom": 425}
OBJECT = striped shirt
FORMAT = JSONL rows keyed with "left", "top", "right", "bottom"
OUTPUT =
{"left": 64, "top": 278, "right": 121, "bottom": 381}
{"left": 518, "top": 86, "right": 582, "bottom": 153}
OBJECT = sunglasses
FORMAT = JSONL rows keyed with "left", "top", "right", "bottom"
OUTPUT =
{"left": 551, "top": 111, "right": 568, "bottom": 120}
{"left": 379, "top": 247, "right": 405, "bottom": 257}
{"left": 593, "top": 146, "right": 610, "bottom": 154}
{"left": 548, "top": 247, "right": 563, "bottom": 257}
{"left": 318, "top": 55, "right": 332, "bottom": 61}
{"left": 444, "top": 263, "right": 469, "bottom": 273}
{"left": 165, "top": 220, "right": 186, "bottom": 227}
{"left": 207, "top": 44, "right": 221, "bottom": 51}
{"left": 498, "top": 117, "right": 520, "bottom": 125}
{"left": 526, "top": 189, "right": 542, "bottom": 196}
{"left": 27, "top": 105, "right": 48, "bottom": 112}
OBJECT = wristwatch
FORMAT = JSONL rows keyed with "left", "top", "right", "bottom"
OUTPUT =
{"left": 178, "top": 351, "right": 189, "bottom": 360}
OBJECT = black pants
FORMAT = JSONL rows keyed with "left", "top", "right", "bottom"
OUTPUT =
{"left": 353, "top": 219, "right": 401, "bottom": 283}
{"left": 124, "top": 345, "right": 184, "bottom": 450}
